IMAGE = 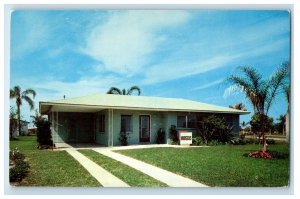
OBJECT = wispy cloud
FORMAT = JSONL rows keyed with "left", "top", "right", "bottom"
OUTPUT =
{"left": 82, "top": 10, "right": 190, "bottom": 75}
{"left": 142, "top": 35, "right": 289, "bottom": 85}
{"left": 11, "top": 12, "right": 51, "bottom": 59}
{"left": 192, "top": 79, "right": 225, "bottom": 90}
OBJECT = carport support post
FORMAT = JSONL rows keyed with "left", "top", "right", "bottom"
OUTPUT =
{"left": 108, "top": 109, "right": 114, "bottom": 147}
{"left": 112, "top": 109, "right": 114, "bottom": 147}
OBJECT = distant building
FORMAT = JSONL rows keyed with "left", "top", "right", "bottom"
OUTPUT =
{"left": 11, "top": 119, "right": 30, "bottom": 137}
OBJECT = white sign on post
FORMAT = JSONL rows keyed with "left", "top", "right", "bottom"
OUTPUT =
{"left": 179, "top": 131, "right": 192, "bottom": 145}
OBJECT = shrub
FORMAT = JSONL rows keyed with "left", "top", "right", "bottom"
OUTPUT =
{"left": 192, "top": 137, "right": 205, "bottom": 146}
{"left": 197, "top": 115, "right": 234, "bottom": 144}
{"left": 156, "top": 128, "right": 165, "bottom": 144}
{"left": 169, "top": 125, "right": 179, "bottom": 144}
{"left": 32, "top": 115, "right": 53, "bottom": 147}
{"left": 9, "top": 148, "right": 25, "bottom": 161}
{"left": 10, "top": 159, "right": 30, "bottom": 182}
{"left": 119, "top": 131, "right": 129, "bottom": 146}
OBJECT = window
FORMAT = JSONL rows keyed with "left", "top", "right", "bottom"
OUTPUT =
{"left": 177, "top": 116, "right": 187, "bottom": 128}
{"left": 121, "top": 115, "right": 132, "bottom": 132}
{"left": 177, "top": 115, "right": 196, "bottom": 128}
{"left": 97, "top": 114, "right": 105, "bottom": 133}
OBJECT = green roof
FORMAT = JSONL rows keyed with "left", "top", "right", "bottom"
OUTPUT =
{"left": 40, "top": 93, "right": 249, "bottom": 115}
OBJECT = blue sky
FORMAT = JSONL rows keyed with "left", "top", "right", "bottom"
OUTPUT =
{"left": 10, "top": 10, "right": 290, "bottom": 125}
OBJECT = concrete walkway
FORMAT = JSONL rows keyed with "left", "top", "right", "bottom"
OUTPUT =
{"left": 67, "top": 150, "right": 130, "bottom": 187}
{"left": 93, "top": 149, "right": 208, "bottom": 187}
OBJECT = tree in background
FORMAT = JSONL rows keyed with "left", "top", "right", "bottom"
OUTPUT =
{"left": 9, "top": 106, "right": 18, "bottom": 139}
{"left": 275, "top": 114, "right": 286, "bottom": 135}
{"left": 227, "top": 62, "right": 289, "bottom": 152}
{"left": 107, "top": 86, "right": 141, "bottom": 95}
{"left": 10, "top": 86, "right": 36, "bottom": 136}
{"left": 283, "top": 84, "right": 290, "bottom": 142}
{"left": 229, "top": 103, "right": 247, "bottom": 111}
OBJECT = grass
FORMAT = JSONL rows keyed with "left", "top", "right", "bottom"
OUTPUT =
{"left": 79, "top": 150, "right": 167, "bottom": 187}
{"left": 10, "top": 136, "right": 101, "bottom": 186}
{"left": 116, "top": 144, "right": 290, "bottom": 187}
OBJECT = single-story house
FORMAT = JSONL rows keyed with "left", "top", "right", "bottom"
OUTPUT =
{"left": 39, "top": 94, "right": 249, "bottom": 146}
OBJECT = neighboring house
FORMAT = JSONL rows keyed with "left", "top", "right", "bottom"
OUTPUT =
{"left": 39, "top": 94, "right": 249, "bottom": 146}
{"left": 11, "top": 119, "right": 29, "bottom": 137}
{"left": 28, "top": 127, "right": 37, "bottom": 135}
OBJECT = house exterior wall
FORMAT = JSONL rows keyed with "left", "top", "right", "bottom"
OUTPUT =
{"left": 95, "top": 110, "right": 109, "bottom": 146}
{"left": 49, "top": 109, "right": 240, "bottom": 145}
{"left": 110, "top": 109, "right": 165, "bottom": 146}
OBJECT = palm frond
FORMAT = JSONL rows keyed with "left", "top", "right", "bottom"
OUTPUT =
{"left": 106, "top": 87, "right": 122, "bottom": 95}
{"left": 10, "top": 86, "right": 21, "bottom": 98}
{"left": 22, "top": 88, "right": 36, "bottom": 98}
{"left": 240, "top": 66, "right": 262, "bottom": 96}
{"left": 265, "top": 63, "right": 290, "bottom": 114}
{"left": 127, "top": 85, "right": 141, "bottom": 95}
{"left": 22, "top": 95, "right": 35, "bottom": 110}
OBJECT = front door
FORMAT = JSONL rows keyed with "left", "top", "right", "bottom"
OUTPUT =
{"left": 139, "top": 115, "right": 150, "bottom": 142}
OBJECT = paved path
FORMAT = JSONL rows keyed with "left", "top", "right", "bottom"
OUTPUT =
{"left": 67, "top": 150, "right": 130, "bottom": 187}
{"left": 94, "top": 149, "right": 208, "bottom": 187}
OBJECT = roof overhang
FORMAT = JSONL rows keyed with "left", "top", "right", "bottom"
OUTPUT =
{"left": 39, "top": 102, "right": 250, "bottom": 115}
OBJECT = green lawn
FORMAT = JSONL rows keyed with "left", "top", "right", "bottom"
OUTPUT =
{"left": 79, "top": 150, "right": 167, "bottom": 187}
{"left": 10, "top": 136, "right": 101, "bottom": 186}
{"left": 116, "top": 144, "right": 290, "bottom": 187}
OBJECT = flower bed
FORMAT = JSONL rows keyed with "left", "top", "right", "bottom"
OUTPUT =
{"left": 248, "top": 151, "right": 273, "bottom": 159}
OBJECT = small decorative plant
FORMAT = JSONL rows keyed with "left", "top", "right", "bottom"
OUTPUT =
{"left": 169, "top": 125, "right": 179, "bottom": 144}
{"left": 156, "top": 128, "right": 165, "bottom": 144}
{"left": 119, "top": 131, "right": 129, "bottom": 146}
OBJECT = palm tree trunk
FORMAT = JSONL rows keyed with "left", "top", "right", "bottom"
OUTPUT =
{"left": 17, "top": 105, "right": 21, "bottom": 136}
{"left": 262, "top": 134, "right": 267, "bottom": 152}
{"left": 286, "top": 108, "right": 290, "bottom": 143}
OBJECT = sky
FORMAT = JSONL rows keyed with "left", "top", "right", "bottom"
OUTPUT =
{"left": 9, "top": 10, "right": 291, "bottom": 126}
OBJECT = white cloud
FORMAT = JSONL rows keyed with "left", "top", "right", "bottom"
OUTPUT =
{"left": 82, "top": 10, "right": 190, "bottom": 75}
{"left": 192, "top": 78, "right": 225, "bottom": 91}
{"left": 141, "top": 36, "right": 289, "bottom": 85}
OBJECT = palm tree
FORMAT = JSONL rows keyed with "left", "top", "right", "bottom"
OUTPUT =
{"left": 107, "top": 86, "right": 141, "bottom": 96}
{"left": 10, "top": 86, "right": 36, "bottom": 136}
{"left": 227, "top": 62, "right": 289, "bottom": 152}
{"left": 9, "top": 106, "right": 18, "bottom": 139}
{"left": 283, "top": 84, "right": 290, "bottom": 142}
{"left": 240, "top": 121, "right": 249, "bottom": 134}
{"left": 276, "top": 114, "right": 286, "bottom": 135}
{"left": 229, "top": 103, "right": 247, "bottom": 111}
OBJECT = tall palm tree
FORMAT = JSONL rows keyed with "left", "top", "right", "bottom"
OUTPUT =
{"left": 283, "top": 84, "right": 290, "bottom": 142}
{"left": 10, "top": 86, "right": 36, "bottom": 136}
{"left": 229, "top": 103, "right": 247, "bottom": 111}
{"left": 107, "top": 86, "right": 141, "bottom": 96}
{"left": 227, "top": 62, "right": 289, "bottom": 152}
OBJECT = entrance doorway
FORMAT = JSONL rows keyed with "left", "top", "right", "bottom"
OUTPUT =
{"left": 139, "top": 115, "right": 150, "bottom": 142}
